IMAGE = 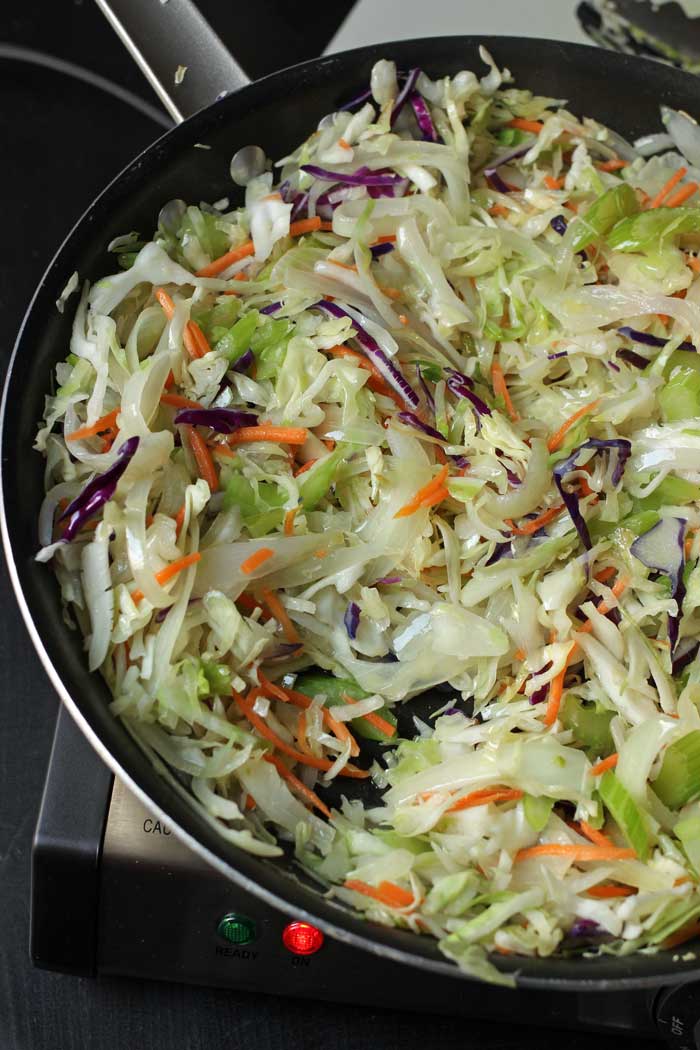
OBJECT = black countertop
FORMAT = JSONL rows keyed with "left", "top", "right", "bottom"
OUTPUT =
{"left": 0, "top": 6, "right": 663, "bottom": 1047}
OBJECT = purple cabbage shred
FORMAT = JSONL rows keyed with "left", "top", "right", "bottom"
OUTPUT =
{"left": 550, "top": 215, "right": 568, "bottom": 236}
{"left": 344, "top": 601, "right": 361, "bottom": 639}
{"left": 59, "top": 436, "right": 140, "bottom": 542}
{"left": 174, "top": 408, "right": 258, "bottom": 433}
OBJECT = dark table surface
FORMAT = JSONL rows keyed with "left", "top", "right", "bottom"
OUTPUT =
{"left": 0, "top": 5, "right": 664, "bottom": 1048}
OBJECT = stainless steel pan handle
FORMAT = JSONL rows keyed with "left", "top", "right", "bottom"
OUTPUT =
{"left": 94, "top": 0, "right": 251, "bottom": 124}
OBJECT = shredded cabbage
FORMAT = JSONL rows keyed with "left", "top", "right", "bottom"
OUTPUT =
{"left": 35, "top": 54, "right": 700, "bottom": 983}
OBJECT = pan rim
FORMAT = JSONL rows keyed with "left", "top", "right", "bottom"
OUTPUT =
{"left": 4, "top": 34, "right": 700, "bottom": 990}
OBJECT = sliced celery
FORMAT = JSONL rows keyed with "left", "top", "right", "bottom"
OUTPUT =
{"left": 572, "top": 183, "right": 639, "bottom": 252}
{"left": 675, "top": 814, "right": 700, "bottom": 876}
{"left": 653, "top": 731, "right": 700, "bottom": 809}
{"left": 293, "top": 672, "right": 397, "bottom": 742}
{"left": 561, "top": 696, "right": 614, "bottom": 755}
{"left": 659, "top": 366, "right": 700, "bottom": 422}
{"left": 599, "top": 771, "right": 650, "bottom": 860}
{"left": 523, "top": 794, "right": 554, "bottom": 833}
{"left": 607, "top": 205, "right": 700, "bottom": 253}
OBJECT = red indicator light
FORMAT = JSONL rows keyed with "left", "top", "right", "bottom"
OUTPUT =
{"left": 282, "top": 921, "right": 324, "bottom": 956}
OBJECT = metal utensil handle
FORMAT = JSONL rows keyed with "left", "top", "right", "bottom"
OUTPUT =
{"left": 94, "top": 0, "right": 251, "bottom": 124}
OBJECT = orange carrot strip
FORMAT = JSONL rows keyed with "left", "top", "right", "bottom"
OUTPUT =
{"left": 489, "top": 204, "right": 509, "bottom": 218}
{"left": 586, "top": 884, "right": 636, "bottom": 898}
{"left": 687, "top": 255, "right": 700, "bottom": 274}
{"left": 372, "top": 234, "right": 397, "bottom": 245}
{"left": 284, "top": 507, "right": 299, "bottom": 535}
{"left": 663, "top": 919, "right": 700, "bottom": 950}
{"left": 666, "top": 182, "right": 699, "bottom": 208}
{"left": 394, "top": 466, "right": 449, "bottom": 519}
{"left": 507, "top": 118, "right": 544, "bottom": 134}
{"left": 234, "top": 691, "right": 368, "bottom": 777}
{"left": 195, "top": 241, "right": 255, "bottom": 278}
{"left": 344, "top": 879, "right": 414, "bottom": 909}
{"left": 579, "top": 821, "right": 614, "bottom": 848}
{"left": 579, "top": 577, "right": 629, "bottom": 634}
{"left": 154, "top": 287, "right": 176, "bottom": 319}
{"left": 257, "top": 673, "right": 359, "bottom": 756}
{"left": 261, "top": 588, "right": 301, "bottom": 645}
{"left": 182, "top": 322, "right": 205, "bottom": 360}
{"left": 319, "top": 221, "right": 335, "bottom": 231}
{"left": 590, "top": 753, "right": 619, "bottom": 776}
{"left": 507, "top": 504, "right": 564, "bottom": 537}
{"left": 289, "top": 216, "right": 322, "bottom": 236}
{"left": 341, "top": 692, "right": 396, "bottom": 738}
{"left": 294, "top": 459, "right": 317, "bottom": 477}
{"left": 447, "top": 787, "right": 523, "bottom": 813}
{"left": 547, "top": 399, "right": 601, "bottom": 452}
{"left": 544, "top": 175, "right": 564, "bottom": 190}
{"left": 240, "top": 547, "right": 274, "bottom": 575}
{"left": 182, "top": 424, "right": 219, "bottom": 493}
{"left": 67, "top": 408, "right": 120, "bottom": 442}
{"left": 516, "top": 844, "right": 635, "bottom": 863}
{"left": 329, "top": 260, "right": 358, "bottom": 272}
{"left": 236, "top": 592, "right": 271, "bottom": 622}
{"left": 543, "top": 642, "right": 576, "bottom": 727}
{"left": 187, "top": 319, "right": 211, "bottom": 357}
{"left": 161, "top": 393, "right": 203, "bottom": 409}
{"left": 129, "top": 551, "right": 202, "bottom": 605}
{"left": 594, "top": 566, "right": 617, "bottom": 584}
{"left": 597, "top": 159, "right": 629, "bottom": 172}
{"left": 264, "top": 753, "right": 331, "bottom": 818}
{"left": 491, "top": 359, "right": 519, "bottom": 421}
{"left": 174, "top": 503, "right": 186, "bottom": 537}
{"left": 227, "top": 426, "right": 309, "bottom": 446}
{"left": 650, "top": 166, "right": 688, "bottom": 208}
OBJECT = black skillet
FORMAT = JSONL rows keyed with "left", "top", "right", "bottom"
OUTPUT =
{"left": 3, "top": 0, "right": 700, "bottom": 990}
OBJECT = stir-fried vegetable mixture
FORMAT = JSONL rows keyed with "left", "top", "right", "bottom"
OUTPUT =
{"left": 36, "top": 50, "right": 700, "bottom": 984}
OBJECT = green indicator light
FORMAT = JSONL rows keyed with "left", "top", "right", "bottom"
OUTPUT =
{"left": 217, "top": 913, "right": 257, "bottom": 945}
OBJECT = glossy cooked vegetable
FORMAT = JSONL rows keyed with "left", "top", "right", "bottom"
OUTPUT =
{"left": 37, "top": 49, "right": 700, "bottom": 986}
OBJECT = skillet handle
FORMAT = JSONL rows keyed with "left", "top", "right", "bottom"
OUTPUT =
{"left": 94, "top": 0, "right": 251, "bottom": 124}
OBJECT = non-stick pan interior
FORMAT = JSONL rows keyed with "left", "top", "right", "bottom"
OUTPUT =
{"left": 4, "top": 36, "right": 700, "bottom": 989}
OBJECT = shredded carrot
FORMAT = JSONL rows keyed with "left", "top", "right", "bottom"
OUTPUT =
{"left": 514, "top": 648, "right": 526, "bottom": 661}
{"left": 579, "top": 821, "right": 614, "bottom": 848}
{"left": 379, "top": 286, "right": 403, "bottom": 300}
{"left": 324, "top": 344, "right": 405, "bottom": 408}
{"left": 184, "top": 319, "right": 211, "bottom": 360}
{"left": 687, "top": 255, "right": 700, "bottom": 273}
{"left": 130, "top": 551, "right": 202, "bottom": 605}
{"left": 663, "top": 919, "right": 700, "bottom": 950}
{"left": 319, "top": 221, "right": 334, "bottom": 231}
{"left": 516, "top": 844, "right": 635, "bottom": 863}
{"left": 506, "top": 504, "right": 564, "bottom": 536}
{"left": 590, "top": 753, "right": 619, "bottom": 776}
{"left": 344, "top": 879, "right": 414, "bottom": 909}
{"left": 341, "top": 692, "right": 396, "bottom": 738}
{"left": 67, "top": 408, "right": 120, "bottom": 442}
{"left": 294, "top": 458, "right": 317, "bottom": 477}
{"left": 338, "top": 137, "right": 351, "bottom": 150}
{"left": 212, "top": 444, "right": 235, "bottom": 460}
{"left": 264, "top": 753, "right": 331, "bottom": 818}
{"left": 174, "top": 503, "right": 186, "bottom": 537}
{"left": 544, "top": 175, "right": 564, "bottom": 190}
{"left": 666, "top": 182, "right": 699, "bottom": 208}
{"left": 372, "top": 234, "right": 397, "bottom": 245}
{"left": 234, "top": 690, "right": 368, "bottom": 777}
{"left": 507, "top": 117, "right": 544, "bottom": 134}
{"left": 240, "top": 547, "right": 274, "bottom": 575}
{"left": 543, "top": 642, "right": 576, "bottom": 727}
{"left": 579, "top": 577, "right": 629, "bottom": 634}
{"left": 245, "top": 793, "right": 256, "bottom": 810}
{"left": 323, "top": 439, "right": 336, "bottom": 451}
{"left": 313, "top": 548, "right": 328, "bottom": 559}
{"left": 329, "top": 259, "right": 358, "bottom": 272}
{"left": 160, "top": 393, "right": 203, "bottom": 410}
{"left": 154, "top": 287, "right": 176, "bottom": 319}
{"left": 195, "top": 241, "right": 256, "bottom": 278}
{"left": 394, "top": 466, "right": 449, "bottom": 519}
{"left": 650, "top": 166, "right": 688, "bottom": 208}
{"left": 547, "top": 399, "right": 601, "bottom": 452}
{"left": 289, "top": 216, "right": 323, "bottom": 237}
{"left": 586, "top": 884, "right": 636, "bottom": 898}
{"left": 295, "top": 709, "right": 311, "bottom": 756}
{"left": 236, "top": 593, "right": 271, "bottom": 621}
{"left": 491, "top": 359, "right": 519, "bottom": 421}
{"left": 164, "top": 370, "right": 175, "bottom": 389}
{"left": 261, "top": 588, "right": 301, "bottom": 645}
{"left": 446, "top": 786, "right": 523, "bottom": 813}
{"left": 488, "top": 204, "right": 509, "bottom": 218}
{"left": 596, "top": 159, "right": 629, "bottom": 172}
{"left": 227, "top": 426, "right": 309, "bottom": 446}
{"left": 398, "top": 314, "right": 409, "bottom": 325}
{"left": 182, "top": 424, "right": 219, "bottom": 493}
{"left": 284, "top": 507, "right": 299, "bottom": 536}
{"left": 594, "top": 566, "right": 617, "bottom": 584}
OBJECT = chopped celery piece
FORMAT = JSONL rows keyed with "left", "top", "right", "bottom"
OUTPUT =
{"left": 415, "top": 361, "right": 442, "bottom": 382}
{"left": 675, "top": 814, "right": 700, "bottom": 876}
{"left": 496, "top": 127, "right": 528, "bottom": 146}
{"left": 659, "top": 366, "right": 700, "bottom": 422}
{"left": 648, "top": 896, "right": 700, "bottom": 945}
{"left": 215, "top": 310, "right": 259, "bottom": 363}
{"left": 298, "top": 446, "right": 346, "bottom": 510}
{"left": 250, "top": 317, "right": 294, "bottom": 380}
{"left": 374, "top": 830, "right": 431, "bottom": 855}
{"left": 666, "top": 349, "right": 700, "bottom": 377}
{"left": 523, "top": 794, "right": 554, "bottom": 833}
{"left": 424, "top": 870, "right": 481, "bottom": 917}
{"left": 200, "top": 658, "right": 232, "bottom": 696}
{"left": 180, "top": 205, "right": 230, "bottom": 260}
{"left": 572, "top": 183, "right": 639, "bottom": 252}
{"left": 637, "top": 476, "right": 700, "bottom": 511}
{"left": 117, "top": 252, "right": 139, "bottom": 270}
{"left": 561, "top": 696, "right": 614, "bottom": 755}
{"left": 599, "top": 771, "right": 650, "bottom": 860}
{"left": 607, "top": 205, "right": 700, "bottom": 253}
{"left": 653, "top": 731, "right": 700, "bottom": 809}
{"left": 294, "top": 672, "right": 397, "bottom": 742}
